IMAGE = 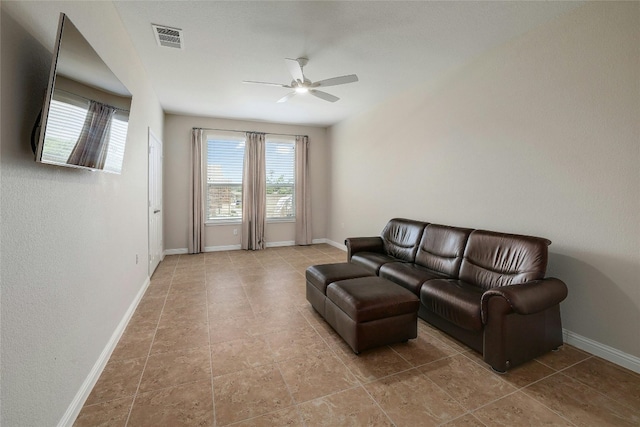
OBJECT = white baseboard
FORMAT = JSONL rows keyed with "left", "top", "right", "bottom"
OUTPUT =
{"left": 57, "top": 276, "right": 151, "bottom": 427}
{"left": 322, "top": 238, "right": 347, "bottom": 251}
{"left": 164, "top": 248, "right": 188, "bottom": 255}
{"left": 266, "top": 240, "right": 295, "bottom": 248}
{"left": 563, "top": 329, "right": 640, "bottom": 374}
{"left": 204, "top": 244, "right": 241, "bottom": 252}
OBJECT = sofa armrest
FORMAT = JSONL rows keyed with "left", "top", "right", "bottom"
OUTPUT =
{"left": 344, "top": 237, "right": 384, "bottom": 261}
{"left": 480, "top": 278, "right": 568, "bottom": 324}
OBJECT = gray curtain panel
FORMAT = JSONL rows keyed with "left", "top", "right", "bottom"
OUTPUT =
{"left": 188, "top": 128, "right": 205, "bottom": 254}
{"left": 295, "top": 135, "right": 312, "bottom": 245}
{"left": 67, "top": 100, "right": 116, "bottom": 169}
{"left": 241, "top": 132, "right": 266, "bottom": 250}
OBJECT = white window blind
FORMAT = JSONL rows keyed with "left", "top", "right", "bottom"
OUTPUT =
{"left": 206, "top": 133, "right": 245, "bottom": 221}
{"left": 265, "top": 137, "right": 295, "bottom": 219}
{"left": 41, "top": 90, "right": 128, "bottom": 173}
{"left": 41, "top": 97, "right": 86, "bottom": 164}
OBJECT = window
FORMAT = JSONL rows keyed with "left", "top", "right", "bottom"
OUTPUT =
{"left": 205, "top": 133, "right": 296, "bottom": 222}
{"left": 266, "top": 138, "right": 295, "bottom": 220}
{"left": 205, "top": 133, "right": 245, "bottom": 221}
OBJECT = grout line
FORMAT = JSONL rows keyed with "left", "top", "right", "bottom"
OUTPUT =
{"left": 358, "top": 383, "right": 398, "bottom": 427}
{"left": 517, "top": 376, "right": 582, "bottom": 427}
{"left": 202, "top": 254, "right": 218, "bottom": 427}
{"left": 123, "top": 256, "right": 179, "bottom": 427}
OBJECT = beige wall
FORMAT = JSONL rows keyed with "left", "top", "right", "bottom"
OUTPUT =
{"left": 1, "top": 2, "right": 164, "bottom": 426}
{"left": 327, "top": 2, "right": 640, "bottom": 364}
{"left": 163, "top": 114, "right": 328, "bottom": 251}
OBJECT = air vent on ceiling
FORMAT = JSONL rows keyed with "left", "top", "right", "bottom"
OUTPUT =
{"left": 152, "top": 24, "right": 184, "bottom": 49}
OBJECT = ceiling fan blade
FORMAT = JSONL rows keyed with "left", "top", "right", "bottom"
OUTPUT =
{"left": 277, "top": 92, "right": 297, "bottom": 103}
{"left": 243, "top": 80, "right": 291, "bottom": 88}
{"left": 310, "top": 89, "right": 339, "bottom": 103}
{"left": 313, "top": 74, "right": 359, "bottom": 88}
{"left": 285, "top": 58, "right": 305, "bottom": 83}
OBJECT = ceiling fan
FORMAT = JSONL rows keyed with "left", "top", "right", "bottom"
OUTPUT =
{"left": 243, "top": 57, "right": 358, "bottom": 103}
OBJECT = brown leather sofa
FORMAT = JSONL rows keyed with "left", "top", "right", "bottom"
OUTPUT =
{"left": 345, "top": 218, "right": 568, "bottom": 372}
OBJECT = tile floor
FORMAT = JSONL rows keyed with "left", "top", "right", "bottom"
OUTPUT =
{"left": 74, "top": 244, "right": 640, "bottom": 426}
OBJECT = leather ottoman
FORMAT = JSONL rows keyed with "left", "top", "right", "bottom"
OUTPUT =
{"left": 324, "top": 276, "right": 420, "bottom": 353}
{"left": 306, "top": 263, "right": 373, "bottom": 317}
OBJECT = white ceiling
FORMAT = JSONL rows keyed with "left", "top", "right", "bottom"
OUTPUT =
{"left": 113, "top": 1, "right": 583, "bottom": 127}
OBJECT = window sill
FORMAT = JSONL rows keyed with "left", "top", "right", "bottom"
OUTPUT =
{"left": 205, "top": 218, "right": 296, "bottom": 226}
{"left": 205, "top": 219, "right": 241, "bottom": 226}
{"left": 267, "top": 217, "right": 296, "bottom": 224}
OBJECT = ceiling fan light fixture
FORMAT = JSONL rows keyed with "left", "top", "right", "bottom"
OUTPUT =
{"left": 244, "top": 57, "right": 358, "bottom": 103}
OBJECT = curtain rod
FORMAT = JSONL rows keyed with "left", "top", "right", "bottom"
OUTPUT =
{"left": 193, "top": 127, "right": 307, "bottom": 138}
{"left": 57, "top": 89, "right": 130, "bottom": 113}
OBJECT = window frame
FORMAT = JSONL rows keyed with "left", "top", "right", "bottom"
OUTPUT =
{"left": 203, "top": 132, "right": 297, "bottom": 225}
{"left": 265, "top": 136, "right": 296, "bottom": 222}
{"left": 204, "top": 132, "right": 246, "bottom": 224}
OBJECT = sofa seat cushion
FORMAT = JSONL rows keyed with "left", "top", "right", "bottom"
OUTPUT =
{"left": 350, "top": 252, "right": 399, "bottom": 274}
{"left": 327, "top": 277, "right": 419, "bottom": 323}
{"left": 379, "top": 262, "right": 447, "bottom": 295}
{"left": 306, "top": 263, "right": 373, "bottom": 295}
{"left": 420, "top": 279, "right": 484, "bottom": 332}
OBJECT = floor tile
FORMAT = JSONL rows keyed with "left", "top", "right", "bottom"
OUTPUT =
{"left": 278, "top": 351, "right": 359, "bottom": 403}
{"left": 207, "top": 285, "right": 248, "bottom": 304}
{"left": 534, "top": 344, "right": 590, "bottom": 371}
{"left": 390, "top": 328, "right": 459, "bottom": 367}
{"left": 264, "top": 325, "right": 330, "bottom": 361}
{"left": 420, "top": 354, "right": 517, "bottom": 411}
{"left": 209, "top": 314, "right": 258, "bottom": 344}
{"left": 110, "top": 324, "right": 155, "bottom": 361}
{"left": 158, "top": 303, "right": 208, "bottom": 327}
{"left": 562, "top": 356, "right": 640, "bottom": 411}
{"left": 213, "top": 364, "right": 294, "bottom": 425}
{"left": 297, "top": 386, "right": 394, "bottom": 426}
{"left": 127, "top": 380, "right": 214, "bottom": 427}
{"left": 440, "top": 413, "right": 488, "bottom": 426}
{"left": 473, "top": 390, "right": 574, "bottom": 426}
{"left": 138, "top": 346, "right": 211, "bottom": 393}
{"left": 73, "top": 397, "right": 133, "bottom": 427}
{"left": 164, "top": 289, "right": 208, "bottom": 310}
{"left": 365, "top": 368, "right": 466, "bottom": 426}
{"left": 210, "top": 336, "right": 275, "bottom": 376}
{"left": 85, "top": 357, "right": 146, "bottom": 405}
{"left": 252, "top": 309, "right": 310, "bottom": 335}
{"left": 490, "top": 359, "right": 557, "bottom": 389}
{"left": 330, "top": 341, "right": 413, "bottom": 383}
{"left": 523, "top": 372, "right": 640, "bottom": 426}
{"left": 150, "top": 322, "right": 209, "bottom": 354}
{"left": 228, "top": 406, "right": 303, "bottom": 427}
{"left": 208, "top": 300, "right": 255, "bottom": 321}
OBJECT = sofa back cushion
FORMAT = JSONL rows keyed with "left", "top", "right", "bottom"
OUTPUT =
{"left": 414, "top": 224, "right": 472, "bottom": 278}
{"left": 381, "top": 218, "right": 428, "bottom": 262}
{"left": 459, "top": 230, "right": 550, "bottom": 290}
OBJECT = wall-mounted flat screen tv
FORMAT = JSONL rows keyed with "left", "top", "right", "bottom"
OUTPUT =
{"left": 34, "top": 13, "right": 132, "bottom": 174}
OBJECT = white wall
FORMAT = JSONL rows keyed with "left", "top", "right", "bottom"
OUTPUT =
{"left": 163, "top": 114, "right": 328, "bottom": 252}
{"left": 327, "top": 2, "right": 640, "bottom": 365}
{"left": 1, "top": 3, "right": 164, "bottom": 426}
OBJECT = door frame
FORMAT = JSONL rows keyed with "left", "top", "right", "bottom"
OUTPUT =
{"left": 148, "top": 127, "right": 163, "bottom": 276}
